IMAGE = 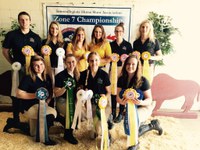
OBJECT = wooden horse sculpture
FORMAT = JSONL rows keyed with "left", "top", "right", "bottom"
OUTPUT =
{"left": 151, "top": 73, "right": 200, "bottom": 118}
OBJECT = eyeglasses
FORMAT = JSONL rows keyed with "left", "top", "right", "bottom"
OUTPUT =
{"left": 115, "top": 30, "right": 123, "bottom": 33}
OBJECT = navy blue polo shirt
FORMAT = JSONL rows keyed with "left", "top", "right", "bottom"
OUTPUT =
{"left": 55, "top": 69, "right": 77, "bottom": 99}
{"left": 110, "top": 39, "right": 133, "bottom": 66}
{"left": 133, "top": 38, "right": 160, "bottom": 64}
{"left": 79, "top": 68, "right": 111, "bottom": 95}
{"left": 3, "top": 29, "right": 42, "bottom": 65}
{"left": 18, "top": 75, "right": 52, "bottom": 111}
{"left": 117, "top": 76, "right": 150, "bottom": 100}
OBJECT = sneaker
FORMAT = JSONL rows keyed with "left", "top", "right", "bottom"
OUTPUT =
{"left": 114, "top": 114, "right": 123, "bottom": 123}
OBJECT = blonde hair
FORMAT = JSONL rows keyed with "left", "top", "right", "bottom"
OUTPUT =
{"left": 65, "top": 54, "right": 80, "bottom": 81}
{"left": 136, "top": 20, "right": 156, "bottom": 43}
{"left": 71, "top": 26, "right": 88, "bottom": 51}
{"left": 46, "top": 21, "right": 64, "bottom": 47}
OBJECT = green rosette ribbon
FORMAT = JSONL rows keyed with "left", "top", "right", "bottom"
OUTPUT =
{"left": 64, "top": 77, "right": 76, "bottom": 129}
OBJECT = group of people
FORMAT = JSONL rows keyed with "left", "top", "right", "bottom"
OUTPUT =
{"left": 2, "top": 11, "right": 163, "bottom": 150}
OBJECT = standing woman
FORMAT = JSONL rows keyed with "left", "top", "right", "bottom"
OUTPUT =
{"left": 16, "top": 55, "right": 57, "bottom": 145}
{"left": 89, "top": 24, "right": 112, "bottom": 73}
{"left": 116, "top": 55, "right": 162, "bottom": 150}
{"left": 133, "top": 20, "right": 162, "bottom": 83}
{"left": 110, "top": 22, "right": 133, "bottom": 123}
{"left": 42, "top": 21, "right": 67, "bottom": 81}
{"left": 54, "top": 54, "right": 80, "bottom": 145}
{"left": 66, "top": 26, "right": 88, "bottom": 72}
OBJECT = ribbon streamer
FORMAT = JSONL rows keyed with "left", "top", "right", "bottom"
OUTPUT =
{"left": 98, "top": 96, "right": 109, "bottom": 150}
{"left": 21, "top": 45, "right": 34, "bottom": 74}
{"left": 55, "top": 48, "right": 65, "bottom": 75}
{"left": 11, "top": 62, "right": 21, "bottom": 97}
{"left": 123, "top": 89, "right": 139, "bottom": 147}
{"left": 141, "top": 51, "right": 151, "bottom": 84}
{"left": 41, "top": 45, "right": 52, "bottom": 76}
{"left": 110, "top": 53, "right": 119, "bottom": 95}
{"left": 35, "top": 87, "right": 49, "bottom": 143}
{"left": 64, "top": 77, "right": 76, "bottom": 129}
{"left": 71, "top": 89, "right": 93, "bottom": 129}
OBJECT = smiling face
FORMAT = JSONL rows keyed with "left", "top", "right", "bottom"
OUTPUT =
{"left": 65, "top": 56, "right": 77, "bottom": 72}
{"left": 139, "top": 22, "right": 151, "bottom": 37}
{"left": 125, "top": 57, "right": 138, "bottom": 75}
{"left": 18, "top": 14, "right": 31, "bottom": 30}
{"left": 88, "top": 53, "right": 100, "bottom": 71}
{"left": 33, "top": 60, "right": 45, "bottom": 75}
{"left": 94, "top": 27, "right": 103, "bottom": 40}
{"left": 114, "top": 26, "right": 124, "bottom": 39}
{"left": 50, "top": 23, "right": 59, "bottom": 37}
{"left": 76, "top": 30, "right": 85, "bottom": 42}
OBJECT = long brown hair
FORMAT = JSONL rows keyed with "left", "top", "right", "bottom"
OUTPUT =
{"left": 90, "top": 24, "right": 107, "bottom": 47}
{"left": 29, "top": 55, "right": 47, "bottom": 82}
{"left": 121, "top": 54, "right": 143, "bottom": 88}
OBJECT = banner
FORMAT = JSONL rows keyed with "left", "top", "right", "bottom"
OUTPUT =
{"left": 43, "top": 4, "right": 132, "bottom": 42}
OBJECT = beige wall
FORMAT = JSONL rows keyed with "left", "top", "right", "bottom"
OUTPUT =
{"left": 0, "top": 0, "right": 200, "bottom": 109}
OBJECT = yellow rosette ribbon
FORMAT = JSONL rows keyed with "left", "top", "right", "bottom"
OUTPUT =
{"left": 141, "top": 51, "right": 151, "bottom": 84}
{"left": 123, "top": 88, "right": 139, "bottom": 147}
{"left": 41, "top": 45, "right": 52, "bottom": 75}
{"left": 21, "top": 45, "right": 34, "bottom": 74}
{"left": 98, "top": 96, "right": 109, "bottom": 150}
{"left": 110, "top": 53, "right": 119, "bottom": 95}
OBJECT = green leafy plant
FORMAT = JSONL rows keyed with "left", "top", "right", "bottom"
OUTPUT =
{"left": 148, "top": 12, "right": 180, "bottom": 66}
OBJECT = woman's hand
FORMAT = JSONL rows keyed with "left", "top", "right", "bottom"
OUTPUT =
{"left": 131, "top": 98, "right": 141, "bottom": 105}
{"left": 121, "top": 97, "right": 128, "bottom": 105}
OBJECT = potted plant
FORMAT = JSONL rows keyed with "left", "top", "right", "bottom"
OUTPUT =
{"left": 148, "top": 11, "right": 180, "bottom": 66}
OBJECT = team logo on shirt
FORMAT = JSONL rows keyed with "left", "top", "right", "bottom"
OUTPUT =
{"left": 97, "top": 78, "right": 103, "bottom": 85}
{"left": 122, "top": 46, "right": 127, "bottom": 51}
{"left": 29, "top": 37, "right": 35, "bottom": 43}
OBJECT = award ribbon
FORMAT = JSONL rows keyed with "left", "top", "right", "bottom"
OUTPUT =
{"left": 11, "top": 62, "right": 21, "bottom": 97}
{"left": 141, "top": 51, "right": 151, "bottom": 84}
{"left": 64, "top": 77, "right": 76, "bottom": 129}
{"left": 110, "top": 53, "right": 119, "bottom": 95}
{"left": 98, "top": 96, "right": 109, "bottom": 150}
{"left": 132, "top": 51, "right": 141, "bottom": 59}
{"left": 35, "top": 87, "right": 49, "bottom": 143}
{"left": 123, "top": 88, "right": 139, "bottom": 147}
{"left": 55, "top": 48, "right": 65, "bottom": 75}
{"left": 120, "top": 54, "right": 129, "bottom": 64}
{"left": 71, "top": 89, "right": 93, "bottom": 129}
{"left": 21, "top": 45, "right": 34, "bottom": 74}
{"left": 41, "top": 45, "right": 52, "bottom": 75}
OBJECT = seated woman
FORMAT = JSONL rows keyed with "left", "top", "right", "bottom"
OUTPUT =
{"left": 54, "top": 54, "right": 80, "bottom": 145}
{"left": 116, "top": 54, "right": 163, "bottom": 150}
{"left": 16, "top": 55, "right": 57, "bottom": 145}
{"left": 78, "top": 52, "right": 112, "bottom": 147}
